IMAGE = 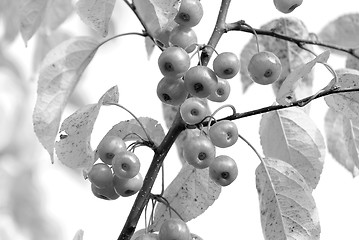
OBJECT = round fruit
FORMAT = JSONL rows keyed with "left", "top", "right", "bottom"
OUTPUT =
{"left": 87, "top": 163, "right": 113, "bottom": 189}
{"left": 180, "top": 97, "right": 208, "bottom": 125}
{"left": 157, "top": 76, "right": 188, "bottom": 106}
{"left": 174, "top": 0, "right": 203, "bottom": 27}
{"left": 184, "top": 65, "right": 218, "bottom": 98}
{"left": 247, "top": 51, "right": 282, "bottom": 85}
{"left": 97, "top": 135, "right": 127, "bottom": 165}
{"left": 209, "top": 155, "right": 238, "bottom": 186}
{"left": 207, "top": 78, "right": 231, "bottom": 102}
{"left": 213, "top": 52, "right": 240, "bottom": 79}
{"left": 273, "top": 0, "right": 303, "bottom": 13}
{"left": 158, "top": 218, "right": 191, "bottom": 240}
{"left": 135, "top": 233, "right": 159, "bottom": 240}
{"left": 209, "top": 120, "right": 238, "bottom": 148}
{"left": 112, "top": 151, "right": 141, "bottom": 179}
{"left": 113, "top": 173, "right": 143, "bottom": 197}
{"left": 91, "top": 182, "right": 119, "bottom": 200}
{"left": 183, "top": 134, "right": 216, "bottom": 169}
{"left": 158, "top": 46, "right": 191, "bottom": 77}
{"left": 169, "top": 25, "right": 198, "bottom": 53}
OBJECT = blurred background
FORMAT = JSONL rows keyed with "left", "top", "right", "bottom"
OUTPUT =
{"left": 1, "top": 0, "right": 359, "bottom": 239}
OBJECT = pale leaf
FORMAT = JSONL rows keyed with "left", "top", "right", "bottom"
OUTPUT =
{"left": 277, "top": 50, "right": 331, "bottom": 105}
{"left": 346, "top": 49, "right": 359, "bottom": 71}
{"left": 72, "top": 229, "right": 84, "bottom": 240}
{"left": 149, "top": 0, "right": 181, "bottom": 29}
{"left": 259, "top": 107, "right": 325, "bottom": 189}
{"left": 149, "top": 163, "right": 221, "bottom": 231}
{"left": 145, "top": 36, "right": 156, "bottom": 60}
{"left": 324, "top": 68, "right": 359, "bottom": 120}
{"left": 324, "top": 108, "right": 359, "bottom": 177}
{"left": 1, "top": 0, "right": 20, "bottom": 43}
{"left": 101, "top": 117, "right": 165, "bottom": 148}
{"left": 256, "top": 158, "right": 320, "bottom": 240}
{"left": 318, "top": 13, "right": 359, "bottom": 54}
{"left": 43, "top": 0, "right": 73, "bottom": 31}
{"left": 19, "top": 0, "right": 48, "bottom": 45}
{"left": 33, "top": 36, "right": 99, "bottom": 162}
{"left": 133, "top": 0, "right": 160, "bottom": 36}
{"left": 75, "top": 0, "right": 116, "bottom": 37}
{"left": 55, "top": 86, "right": 119, "bottom": 169}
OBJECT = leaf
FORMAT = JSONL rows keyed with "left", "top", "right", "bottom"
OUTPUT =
{"left": 324, "top": 108, "right": 359, "bottom": 177}
{"left": 43, "top": 0, "right": 73, "bottom": 31}
{"left": 346, "top": 49, "right": 359, "bottom": 71}
{"left": 72, "top": 229, "right": 84, "bottom": 240}
{"left": 324, "top": 68, "right": 359, "bottom": 120}
{"left": 33, "top": 36, "right": 99, "bottom": 162}
{"left": 145, "top": 36, "right": 156, "bottom": 60}
{"left": 276, "top": 50, "right": 331, "bottom": 105}
{"left": 101, "top": 117, "right": 165, "bottom": 148}
{"left": 256, "top": 158, "right": 321, "bottom": 240}
{"left": 75, "top": 0, "right": 116, "bottom": 37}
{"left": 133, "top": 0, "right": 160, "bottom": 36}
{"left": 19, "top": 0, "right": 48, "bottom": 45}
{"left": 149, "top": 0, "right": 181, "bottom": 29}
{"left": 149, "top": 163, "right": 221, "bottom": 231}
{"left": 318, "top": 13, "right": 359, "bottom": 54}
{"left": 55, "top": 86, "right": 119, "bottom": 169}
{"left": 0, "top": 0, "right": 20, "bottom": 43}
{"left": 259, "top": 107, "right": 326, "bottom": 190}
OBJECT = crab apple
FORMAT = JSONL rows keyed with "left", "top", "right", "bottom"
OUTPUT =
{"left": 180, "top": 97, "right": 208, "bottom": 125}
{"left": 97, "top": 135, "right": 127, "bottom": 165}
{"left": 184, "top": 65, "right": 218, "bottom": 98}
{"left": 209, "top": 120, "right": 238, "bottom": 148}
{"left": 183, "top": 134, "right": 216, "bottom": 169}
{"left": 247, "top": 51, "right": 282, "bottom": 85}
{"left": 273, "top": 0, "right": 303, "bottom": 13}
{"left": 112, "top": 151, "right": 140, "bottom": 179}
{"left": 87, "top": 163, "right": 113, "bottom": 189}
{"left": 91, "top": 182, "right": 119, "bottom": 200}
{"left": 207, "top": 78, "right": 231, "bottom": 102}
{"left": 157, "top": 76, "right": 188, "bottom": 106}
{"left": 113, "top": 173, "right": 143, "bottom": 197}
{"left": 158, "top": 218, "right": 191, "bottom": 240}
{"left": 209, "top": 155, "right": 238, "bottom": 186}
{"left": 158, "top": 46, "right": 190, "bottom": 77}
{"left": 135, "top": 233, "right": 159, "bottom": 240}
{"left": 174, "top": 0, "right": 203, "bottom": 27}
{"left": 213, "top": 52, "right": 240, "bottom": 79}
{"left": 169, "top": 25, "right": 198, "bottom": 53}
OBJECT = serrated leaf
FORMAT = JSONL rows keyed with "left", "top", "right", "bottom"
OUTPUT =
{"left": 19, "top": 0, "right": 48, "bottom": 45}
{"left": 149, "top": 0, "right": 181, "bottom": 29}
{"left": 277, "top": 50, "right": 331, "bottom": 105}
{"left": 149, "top": 163, "right": 221, "bottom": 231}
{"left": 33, "top": 36, "right": 99, "bottom": 162}
{"left": 324, "top": 68, "right": 359, "bottom": 120}
{"left": 256, "top": 158, "right": 320, "bottom": 240}
{"left": 324, "top": 108, "right": 359, "bottom": 177}
{"left": 101, "top": 117, "right": 165, "bottom": 147}
{"left": 259, "top": 107, "right": 325, "bottom": 190}
{"left": 318, "top": 13, "right": 359, "bottom": 54}
{"left": 55, "top": 86, "right": 119, "bottom": 169}
{"left": 43, "top": 0, "right": 73, "bottom": 31}
{"left": 72, "top": 229, "right": 84, "bottom": 240}
{"left": 75, "top": 0, "right": 116, "bottom": 37}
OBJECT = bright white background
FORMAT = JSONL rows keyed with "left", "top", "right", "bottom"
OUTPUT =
{"left": 6, "top": 0, "right": 359, "bottom": 239}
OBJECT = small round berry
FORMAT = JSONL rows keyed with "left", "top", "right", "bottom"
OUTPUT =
{"left": 158, "top": 218, "right": 191, "bottom": 240}
{"left": 184, "top": 65, "right": 218, "bottom": 98}
{"left": 91, "top": 182, "right": 119, "bottom": 200}
{"left": 158, "top": 46, "right": 191, "bottom": 77}
{"left": 87, "top": 163, "right": 113, "bottom": 189}
{"left": 174, "top": 0, "right": 203, "bottom": 27}
{"left": 273, "top": 0, "right": 303, "bottom": 13}
{"left": 209, "top": 120, "right": 238, "bottom": 148}
{"left": 113, "top": 173, "right": 143, "bottom": 197}
{"left": 209, "top": 155, "right": 238, "bottom": 186}
{"left": 156, "top": 76, "right": 188, "bottom": 106}
{"left": 207, "top": 78, "right": 231, "bottom": 102}
{"left": 97, "top": 135, "right": 127, "bottom": 165}
{"left": 183, "top": 134, "right": 216, "bottom": 169}
{"left": 180, "top": 97, "right": 208, "bottom": 125}
{"left": 169, "top": 25, "right": 198, "bottom": 53}
{"left": 112, "top": 151, "right": 141, "bottom": 179}
{"left": 213, "top": 52, "right": 240, "bottom": 79}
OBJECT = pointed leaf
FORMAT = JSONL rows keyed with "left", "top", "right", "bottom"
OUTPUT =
{"left": 324, "top": 108, "right": 359, "bottom": 177}
{"left": 133, "top": 0, "right": 160, "bottom": 36}
{"left": 43, "top": 0, "right": 73, "bottom": 31}
{"left": 145, "top": 36, "right": 156, "bottom": 60}
{"left": 72, "top": 229, "right": 84, "bottom": 240}
{"left": 277, "top": 50, "right": 330, "bottom": 105}
{"left": 149, "top": 163, "right": 221, "bottom": 231}
{"left": 149, "top": 0, "right": 181, "bottom": 29}
{"left": 318, "top": 13, "right": 359, "bottom": 54}
{"left": 256, "top": 158, "right": 321, "bottom": 240}
{"left": 33, "top": 36, "right": 99, "bottom": 162}
{"left": 259, "top": 107, "right": 325, "bottom": 189}
{"left": 325, "top": 68, "right": 359, "bottom": 120}
{"left": 75, "top": 0, "right": 116, "bottom": 37}
{"left": 55, "top": 86, "right": 119, "bottom": 169}
{"left": 19, "top": 0, "right": 48, "bottom": 45}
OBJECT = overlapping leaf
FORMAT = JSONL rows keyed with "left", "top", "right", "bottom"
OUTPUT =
{"left": 149, "top": 163, "right": 221, "bottom": 231}
{"left": 75, "top": 0, "right": 116, "bottom": 37}
{"left": 72, "top": 229, "right": 84, "bottom": 240}
{"left": 325, "top": 107, "right": 359, "bottom": 177}
{"left": 324, "top": 68, "right": 359, "bottom": 120}
{"left": 55, "top": 86, "right": 119, "bottom": 169}
{"left": 256, "top": 158, "right": 320, "bottom": 240}
{"left": 43, "top": 0, "right": 73, "bottom": 31}
{"left": 259, "top": 107, "right": 325, "bottom": 189}
{"left": 346, "top": 50, "right": 359, "bottom": 71}
{"left": 33, "top": 36, "right": 99, "bottom": 162}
